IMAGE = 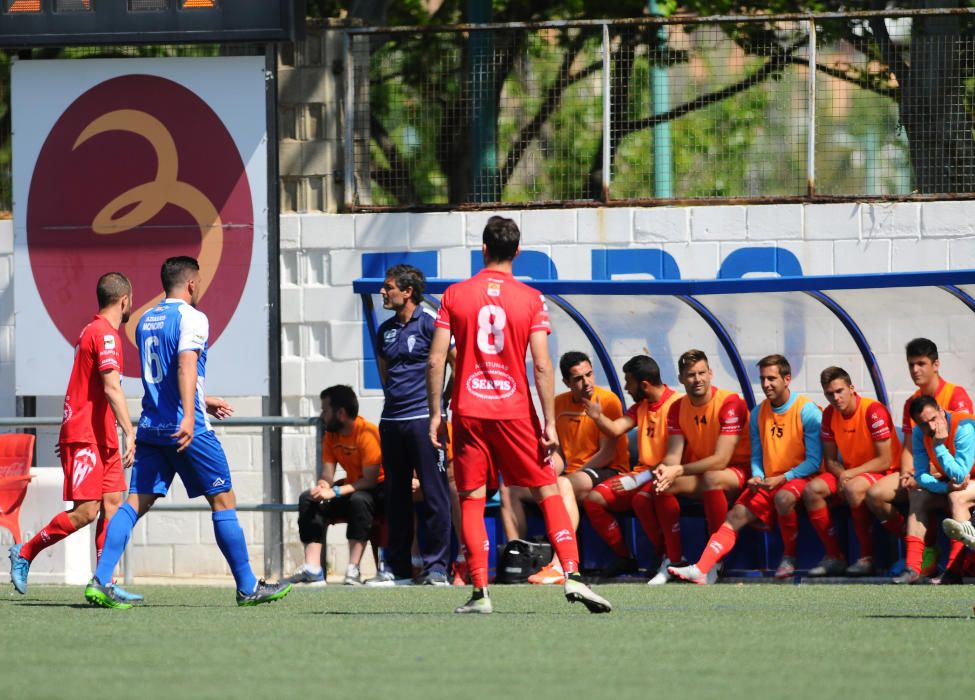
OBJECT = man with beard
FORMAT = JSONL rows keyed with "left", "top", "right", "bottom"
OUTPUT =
{"left": 290, "top": 385, "right": 384, "bottom": 586}
{"left": 668, "top": 355, "right": 822, "bottom": 584}
{"left": 84, "top": 257, "right": 291, "bottom": 608}
{"left": 584, "top": 354, "right": 681, "bottom": 583}
{"left": 9, "top": 272, "right": 138, "bottom": 600}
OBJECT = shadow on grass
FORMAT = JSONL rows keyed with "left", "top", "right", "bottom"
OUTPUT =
{"left": 311, "top": 610, "right": 542, "bottom": 616}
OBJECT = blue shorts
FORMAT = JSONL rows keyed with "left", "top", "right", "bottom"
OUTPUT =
{"left": 131, "top": 430, "right": 233, "bottom": 499}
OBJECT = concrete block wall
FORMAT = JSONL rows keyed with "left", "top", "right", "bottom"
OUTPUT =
{"left": 4, "top": 199, "right": 975, "bottom": 581}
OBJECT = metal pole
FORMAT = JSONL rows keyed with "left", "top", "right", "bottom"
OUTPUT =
{"left": 343, "top": 30, "right": 355, "bottom": 210}
{"left": 649, "top": 0, "right": 673, "bottom": 198}
{"left": 807, "top": 18, "right": 817, "bottom": 196}
{"left": 265, "top": 42, "right": 284, "bottom": 580}
{"left": 601, "top": 23, "right": 611, "bottom": 200}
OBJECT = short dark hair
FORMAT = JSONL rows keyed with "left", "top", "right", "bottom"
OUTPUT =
{"left": 905, "top": 337, "right": 938, "bottom": 361}
{"left": 757, "top": 354, "right": 791, "bottom": 378}
{"left": 622, "top": 354, "right": 662, "bottom": 386}
{"left": 96, "top": 272, "right": 131, "bottom": 308}
{"left": 678, "top": 349, "right": 709, "bottom": 376}
{"left": 482, "top": 216, "right": 520, "bottom": 262}
{"left": 559, "top": 351, "right": 591, "bottom": 379}
{"left": 820, "top": 366, "right": 852, "bottom": 388}
{"left": 385, "top": 264, "right": 425, "bottom": 305}
{"left": 161, "top": 256, "right": 200, "bottom": 295}
{"left": 320, "top": 385, "right": 359, "bottom": 419}
{"left": 909, "top": 394, "right": 940, "bottom": 423}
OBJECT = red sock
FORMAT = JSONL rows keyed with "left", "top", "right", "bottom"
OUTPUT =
{"left": 632, "top": 488, "right": 664, "bottom": 552}
{"left": 697, "top": 523, "right": 737, "bottom": 574}
{"left": 460, "top": 496, "right": 489, "bottom": 588}
{"left": 905, "top": 535, "right": 924, "bottom": 573}
{"left": 851, "top": 504, "right": 875, "bottom": 559}
{"left": 778, "top": 509, "right": 799, "bottom": 557}
{"left": 538, "top": 494, "right": 580, "bottom": 575}
{"left": 881, "top": 511, "right": 905, "bottom": 537}
{"left": 95, "top": 514, "right": 109, "bottom": 562}
{"left": 702, "top": 489, "right": 728, "bottom": 535}
{"left": 583, "top": 498, "right": 629, "bottom": 558}
{"left": 946, "top": 540, "right": 965, "bottom": 573}
{"left": 19, "top": 511, "right": 77, "bottom": 562}
{"left": 654, "top": 492, "right": 683, "bottom": 562}
{"left": 808, "top": 507, "right": 844, "bottom": 559}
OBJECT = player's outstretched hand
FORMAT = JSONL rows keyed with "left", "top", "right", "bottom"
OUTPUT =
{"left": 173, "top": 416, "right": 195, "bottom": 452}
{"left": 206, "top": 397, "right": 234, "bottom": 420}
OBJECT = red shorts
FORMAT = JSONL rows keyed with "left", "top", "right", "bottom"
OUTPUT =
{"left": 735, "top": 477, "right": 809, "bottom": 529}
{"left": 727, "top": 466, "right": 749, "bottom": 491}
{"left": 452, "top": 414, "right": 557, "bottom": 492}
{"left": 60, "top": 442, "right": 125, "bottom": 501}
{"left": 814, "top": 471, "right": 885, "bottom": 495}
{"left": 592, "top": 480, "right": 653, "bottom": 512}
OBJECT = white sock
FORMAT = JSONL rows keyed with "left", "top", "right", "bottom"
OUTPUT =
{"left": 303, "top": 564, "right": 323, "bottom": 574}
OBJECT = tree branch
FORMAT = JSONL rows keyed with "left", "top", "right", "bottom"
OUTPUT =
{"left": 369, "top": 113, "right": 420, "bottom": 205}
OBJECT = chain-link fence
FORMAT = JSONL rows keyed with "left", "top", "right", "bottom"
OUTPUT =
{"left": 345, "top": 8, "right": 975, "bottom": 209}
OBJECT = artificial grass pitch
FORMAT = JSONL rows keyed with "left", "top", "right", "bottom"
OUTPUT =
{"left": 3, "top": 584, "right": 973, "bottom": 700}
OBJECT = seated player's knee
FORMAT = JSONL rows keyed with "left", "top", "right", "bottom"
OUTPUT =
{"left": 865, "top": 481, "right": 885, "bottom": 508}
{"left": 801, "top": 482, "right": 823, "bottom": 508}
{"left": 773, "top": 489, "right": 796, "bottom": 514}
{"left": 727, "top": 504, "right": 751, "bottom": 530}
{"left": 586, "top": 484, "right": 609, "bottom": 506}
{"left": 699, "top": 470, "right": 723, "bottom": 491}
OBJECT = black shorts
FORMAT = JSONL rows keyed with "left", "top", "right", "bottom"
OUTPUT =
{"left": 577, "top": 467, "right": 620, "bottom": 488}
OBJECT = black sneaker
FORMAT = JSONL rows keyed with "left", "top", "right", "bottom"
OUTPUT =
{"left": 236, "top": 579, "right": 292, "bottom": 607}
{"left": 417, "top": 570, "right": 450, "bottom": 586}
{"left": 892, "top": 567, "right": 923, "bottom": 585}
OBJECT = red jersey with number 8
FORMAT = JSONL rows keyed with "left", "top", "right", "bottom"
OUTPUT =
{"left": 59, "top": 315, "right": 123, "bottom": 448}
{"left": 435, "top": 268, "right": 550, "bottom": 420}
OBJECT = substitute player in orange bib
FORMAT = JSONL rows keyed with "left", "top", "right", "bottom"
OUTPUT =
{"left": 802, "top": 366, "right": 901, "bottom": 577}
{"left": 426, "top": 216, "right": 611, "bottom": 614}
{"left": 650, "top": 349, "right": 751, "bottom": 582}
{"left": 584, "top": 354, "right": 681, "bottom": 584}
{"left": 9, "top": 273, "right": 139, "bottom": 600}
{"left": 865, "top": 338, "right": 972, "bottom": 574}
{"left": 669, "top": 355, "right": 822, "bottom": 584}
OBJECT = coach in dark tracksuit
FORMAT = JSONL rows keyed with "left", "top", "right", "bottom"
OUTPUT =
{"left": 375, "top": 264, "right": 452, "bottom": 585}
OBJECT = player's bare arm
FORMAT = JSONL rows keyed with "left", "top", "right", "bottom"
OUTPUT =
{"left": 101, "top": 368, "right": 135, "bottom": 468}
{"left": 426, "top": 326, "right": 452, "bottom": 449}
{"left": 528, "top": 329, "right": 558, "bottom": 452}
{"left": 312, "top": 460, "right": 337, "bottom": 501}
{"left": 822, "top": 441, "right": 844, "bottom": 479}
{"left": 654, "top": 433, "right": 686, "bottom": 492}
{"left": 174, "top": 349, "right": 199, "bottom": 452}
{"left": 205, "top": 396, "right": 234, "bottom": 420}
{"left": 579, "top": 433, "right": 622, "bottom": 474}
{"left": 328, "top": 463, "right": 380, "bottom": 500}
{"left": 583, "top": 397, "right": 636, "bottom": 438}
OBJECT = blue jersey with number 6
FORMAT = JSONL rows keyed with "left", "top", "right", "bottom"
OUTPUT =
{"left": 136, "top": 299, "right": 211, "bottom": 442}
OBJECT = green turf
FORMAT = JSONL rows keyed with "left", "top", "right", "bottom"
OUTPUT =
{"left": 3, "top": 583, "right": 973, "bottom": 699}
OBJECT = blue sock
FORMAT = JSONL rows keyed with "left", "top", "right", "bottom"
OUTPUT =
{"left": 212, "top": 509, "right": 258, "bottom": 595}
{"left": 94, "top": 502, "right": 138, "bottom": 585}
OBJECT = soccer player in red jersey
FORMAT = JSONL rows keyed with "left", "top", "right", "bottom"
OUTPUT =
{"left": 669, "top": 355, "right": 822, "bottom": 584}
{"left": 803, "top": 366, "right": 901, "bottom": 577}
{"left": 866, "top": 338, "right": 972, "bottom": 573}
{"left": 8, "top": 273, "right": 137, "bottom": 599}
{"left": 427, "top": 216, "right": 611, "bottom": 614}
{"left": 584, "top": 354, "right": 681, "bottom": 584}
{"left": 650, "top": 349, "right": 752, "bottom": 581}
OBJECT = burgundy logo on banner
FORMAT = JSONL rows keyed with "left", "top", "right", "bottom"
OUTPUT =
{"left": 27, "top": 74, "right": 253, "bottom": 378}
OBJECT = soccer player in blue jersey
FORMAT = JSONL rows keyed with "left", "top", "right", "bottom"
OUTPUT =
{"left": 84, "top": 256, "right": 291, "bottom": 608}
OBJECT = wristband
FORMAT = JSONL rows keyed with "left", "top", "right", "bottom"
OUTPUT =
{"left": 333, "top": 485, "right": 342, "bottom": 498}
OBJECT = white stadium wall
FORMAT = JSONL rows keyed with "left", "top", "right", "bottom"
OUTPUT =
{"left": 3, "top": 199, "right": 975, "bottom": 580}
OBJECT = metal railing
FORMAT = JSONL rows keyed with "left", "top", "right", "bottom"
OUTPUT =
{"left": 0, "top": 414, "right": 320, "bottom": 583}
{"left": 344, "top": 7, "right": 975, "bottom": 209}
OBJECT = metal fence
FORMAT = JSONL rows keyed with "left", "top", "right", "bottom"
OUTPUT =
{"left": 345, "top": 8, "right": 975, "bottom": 209}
